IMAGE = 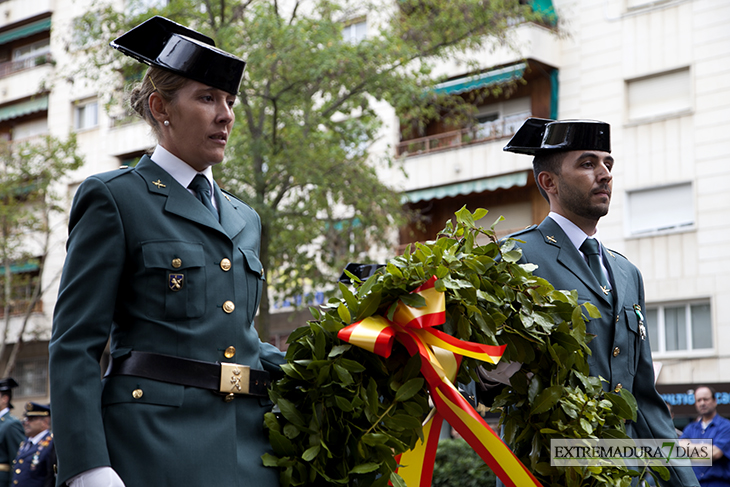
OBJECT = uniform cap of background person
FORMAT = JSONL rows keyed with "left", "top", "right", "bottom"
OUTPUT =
{"left": 24, "top": 402, "right": 50, "bottom": 417}
{"left": 503, "top": 118, "right": 611, "bottom": 155}
{"left": 0, "top": 378, "right": 19, "bottom": 409}
{"left": 110, "top": 16, "right": 245, "bottom": 95}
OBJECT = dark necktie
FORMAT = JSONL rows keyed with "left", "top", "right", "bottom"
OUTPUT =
{"left": 188, "top": 174, "right": 218, "bottom": 220}
{"left": 580, "top": 238, "right": 610, "bottom": 291}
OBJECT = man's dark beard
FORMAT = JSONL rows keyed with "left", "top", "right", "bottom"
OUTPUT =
{"left": 560, "top": 183, "right": 610, "bottom": 221}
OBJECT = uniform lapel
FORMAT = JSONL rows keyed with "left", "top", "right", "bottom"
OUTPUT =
{"left": 537, "top": 218, "right": 612, "bottom": 305}
{"left": 214, "top": 182, "right": 247, "bottom": 240}
{"left": 135, "top": 156, "right": 222, "bottom": 233}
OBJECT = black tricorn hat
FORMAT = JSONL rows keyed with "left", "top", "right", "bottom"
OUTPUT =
{"left": 503, "top": 118, "right": 611, "bottom": 155}
{"left": 0, "top": 378, "right": 18, "bottom": 393}
{"left": 338, "top": 263, "right": 384, "bottom": 284}
{"left": 110, "top": 16, "right": 245, "bottom": 95}
{"left": 24, "top": 402, "right": 50, "bottom": 417}
{"left": 0, "top": 378, "right": 18, "bottom": 408}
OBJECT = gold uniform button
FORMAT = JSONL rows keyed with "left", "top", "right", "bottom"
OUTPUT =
{"left": 613, "top": 347, "right": 620, "bottom": 357}
{"left": 15, "top": 469, "right": 20, "bottom": 474}
{"left": 132, "top": 389, "right": 144, "bottom": 399}
{"left": 220, "top": 258, "right": 232, "bottom": 271}
{"left": 172, "top": 258, "right": 182, "bottom": 269}
{"left": 224, "top": 346, "right": 236, "bottom": 359}
{"left": 614, "top": 383, "right": 623, "bottom": 393}
{"left": 616, "top": 315, "right": 620, "bottom": 323}
{"left": 223, "top": 301, "right": 235, "bottom": 313}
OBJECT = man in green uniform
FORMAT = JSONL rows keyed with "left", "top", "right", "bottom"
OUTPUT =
{"left": 0, "top": 379, "right": 23, "bottom": 487}
{"left": 499, "top": 118, "right": 698, "bottom": 486}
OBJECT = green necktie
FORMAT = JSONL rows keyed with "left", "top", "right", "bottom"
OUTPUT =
{"left": 189, "top": 174, "right": 218, "bottom": 221}
{"left": 580, "top": 238, "right": 610, "bottom": 291}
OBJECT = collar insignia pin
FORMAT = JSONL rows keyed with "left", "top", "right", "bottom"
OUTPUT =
{"left": 601, "top": 286, "right": 610, "bottom": 295}
{"left": 546, "top": 235, "right": 557, "bottom": 243}
{"left": 152, "top": 179, "right": 166, "bottom": 189}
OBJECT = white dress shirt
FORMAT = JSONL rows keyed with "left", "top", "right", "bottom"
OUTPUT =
{"left": 150, "top": 145, "right": 218, "bottom": 210}
{"left": 548, "top": 212, "right": 611, "bottom": 289}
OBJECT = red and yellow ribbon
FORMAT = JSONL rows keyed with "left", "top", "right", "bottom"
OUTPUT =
{"left": 337, "top": 276, "right": 542, "bottom": 487}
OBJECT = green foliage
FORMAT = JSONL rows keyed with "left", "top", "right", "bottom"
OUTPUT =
{"left": 265, "top": 207, "right": 641, "bottom": 486}
{"left": 67, "top": 0, "right": 547, "bottom": 339}
{"left": 432, "top": 438, "right": 496, "bottom": 487}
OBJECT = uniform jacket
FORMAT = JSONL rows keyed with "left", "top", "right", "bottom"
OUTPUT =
{"left": 0, "top": 414, "right": 23, "bottom": 487}
{"left": 49, "top": 155, "right": 285, "bottom": 487}
{"left": 509, "top": 217, "right": 698, "bottom": 486}
{"left": 12, "top": 431, "right": 55, "bottom": 487}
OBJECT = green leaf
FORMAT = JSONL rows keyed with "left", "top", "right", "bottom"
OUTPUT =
{"left": 395, "top": 378, "right": 425, "bottom": 402}
{"left": 328, "top": 344, "right": 351, "bottom": 358}
{"left": 399, "top": 292, "right": 426, "bottom": 308}
{"left": 606, "top": 392, "right": 636, "bottom": 421}
{"left": 269, "top": 429, "right": 298, "bottom": 457}
{"left": 583, "top": 301, "right": 602, "bottom": 319}
{"left": 261, "top": 452, "right": 280, "bottom": 467}
{"left": 531, "top": 385, "right": 563, "bottom": 415}
{"left": 350, "top": 463, "right": 380, "bottom": 474}
{"left": 619, "top": 388, "right": 639, "bottom": 421}
{"left": 335, "top": 395, "right": 354, "bottom": 411}
{"left": 302, "top": 444, "right": 321, "bottom": 462}
{"left": 278, "top": 398, "right": 307, "bottom": 429}
{"left": 337, "top": 302, "right": 351, "bottom": 324}
{"left": 389, "top": 472, "right": 407, "bottom": 487}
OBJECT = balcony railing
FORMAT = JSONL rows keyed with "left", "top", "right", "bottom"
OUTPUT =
{"left": 396, "top": 112, "right": 530, "bottom": 157}
{"left": 0, "top": 52, "right": 52, "bottom": 79}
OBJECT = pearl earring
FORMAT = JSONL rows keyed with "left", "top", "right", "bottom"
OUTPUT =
{"left": 163, "top": 120, "right": 170, "bottom": 127}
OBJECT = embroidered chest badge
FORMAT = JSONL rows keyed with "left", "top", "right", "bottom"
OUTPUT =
{"left": 169, "top": 274, "right": 184, "bottom": 291}
{"left": 634, "top": 304, "right": 646, "bottom": 340}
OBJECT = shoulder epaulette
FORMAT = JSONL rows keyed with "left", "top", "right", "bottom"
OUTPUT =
{"left": 506, "top": 224, "right": 538, "bottom": 238}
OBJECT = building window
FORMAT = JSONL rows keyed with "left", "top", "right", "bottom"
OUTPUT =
{"left": 626, "top": 68, "right": 691, "bottom": 121}
{"left": 0, "top": 263, "right": 42, "bottom": 318}
{"left": 646, "top": 301, "right": 712, "bottom": 355}
{"left": 74, "top": 99, "right": 98, "bottom": 130}
{"left": 343, "top": 19, "right": 367, "bottom": 44}
{"left": 15, "top": 357, "right": 47, "bottom": 397}
{"left": 12, "top": 118, "right": 48, "bottom": 140}
{"left": 625, "top": 182, "right": 694, "bottom": 236}
{"left": 12, "top": 39, "right": 50, "bottom": 63}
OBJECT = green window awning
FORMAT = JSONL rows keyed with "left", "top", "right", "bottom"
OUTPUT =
{"left": 0, "top": 261, "right": 39, "bottom": 276}
{"left": 404, "top": 171, "right": 529, "bottom": 203}
{"left": 0, "top": 17, "right": 51, "bottom": 46}
{"left": 433, "top": 63, "right": 526, "bottom": 96}
{"left": 0, "top": 95, "right": 48, "bottom": 123}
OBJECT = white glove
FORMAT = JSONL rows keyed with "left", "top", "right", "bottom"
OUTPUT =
{"left": 479, "top": 360, "right": 522, "bottom": 386}
{"left": 68, "top": 467, "right": 126, "bottom": 487}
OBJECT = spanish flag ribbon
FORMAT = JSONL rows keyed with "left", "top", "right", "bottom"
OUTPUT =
{"left": 337, "top": 276, "right": 542, "bottom": 487}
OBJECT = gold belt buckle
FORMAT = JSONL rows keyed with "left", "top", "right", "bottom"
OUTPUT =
{"left": 220, "top": 363, "right": 250, "bottom": 395}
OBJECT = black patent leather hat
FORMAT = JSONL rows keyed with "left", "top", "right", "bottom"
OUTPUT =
{"left": 503, "top": 117, "right": 611, "bottom": 155}
{"left": 110, "top": 16, "right": 245, "bottom": 95}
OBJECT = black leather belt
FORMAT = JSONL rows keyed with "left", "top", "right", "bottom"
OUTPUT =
{"left": 105, "top": 351, "right": 271, "bottom": 399}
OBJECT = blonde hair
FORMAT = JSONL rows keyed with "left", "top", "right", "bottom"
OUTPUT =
{"left": 129, "top": 66, "right": 190, "bottom": 139}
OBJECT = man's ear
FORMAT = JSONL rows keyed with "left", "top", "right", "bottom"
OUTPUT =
{"left": 537, "top": 171, "right": 558, "bottom": 196}
{"left": 148, "top": 92, "right": 168, "bottom": 125}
